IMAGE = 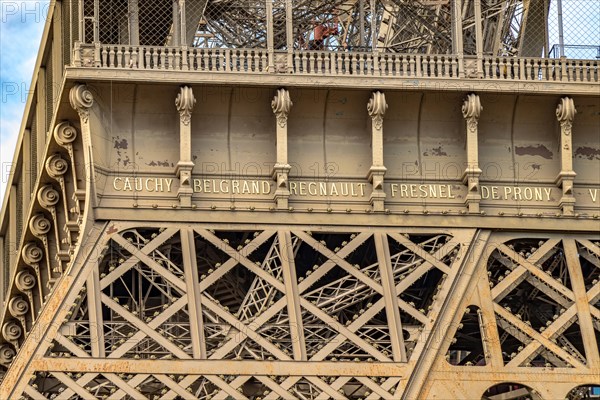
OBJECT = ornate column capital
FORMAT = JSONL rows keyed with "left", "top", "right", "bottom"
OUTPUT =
{"left": 556, "top": 96, "right": 577, "bottom": 126}
{"left": 176, "top": 86, "right": 196, "bottom": 126}
{"left": 271, "top": 88, "right": 293, "bottom": 128}
{"left": 367, "top": 91, "right": 388, "bottom": 130}
{"left": 69, "top": 84, "right": 94, "bottom": 123}
{"left": 462, "top": 93, "right": 482, "bottom": 133}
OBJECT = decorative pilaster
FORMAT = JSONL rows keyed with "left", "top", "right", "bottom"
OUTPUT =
{"left": 367, "top": 91, "right": 388, "bottom": 212}
{"left": 555, "top": 97, "right": 577, "bottom": 215}
{"left": 175, "top": 86, "right": 196, "bottom": 207}
{"left": 271, "top": 89, "right": 293, "bottom": 209}
{"left": 461, "top": 93, "right": 483, "bottom": 213}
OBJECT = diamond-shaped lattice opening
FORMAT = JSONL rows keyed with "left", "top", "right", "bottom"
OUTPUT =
{"left": 446, "top": 306, "right": 486, "bottom": 366}
{"left": 577, "top": 241, "right": 600, "bottom": 291}
{"left": 557, "top": 322, "right": 588, "bottom": 366}
{"left": 300, "top": 260, "right": 386, "bottom": 361}
{"left": 496, "top": 324, "right": 532, "bottom": 366}
{"left": 397, "top": 266, "right": 445, "bottom": 320}
{"left": 496, "top": 280, "right": 569, "bottom": 333}
{"left": 538, "top": 243, "right": 572, "bottom": 290}
{"left": 290, "top": 378, "right": 323, "bottom": 398}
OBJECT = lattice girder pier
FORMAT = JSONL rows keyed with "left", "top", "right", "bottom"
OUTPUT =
{"left": 1, "top": 221, "right": 598, "bottom": 399}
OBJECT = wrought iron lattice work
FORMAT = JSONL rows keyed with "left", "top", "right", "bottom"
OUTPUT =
{"left": 79, "top": 0, "right": 597, "bottom": 57}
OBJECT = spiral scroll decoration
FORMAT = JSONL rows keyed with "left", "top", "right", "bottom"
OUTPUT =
{"left": 69, "top": 85, "right": 94, "bottom": 123}
{"left": 53, "top": 121, "right": 78, "bottom": 147}
{"left": 29, "top": 213, "right": 51, "bottom": 237}
{"left": 8, "top": 297, "right": 29, "bottom": 318}
{"left": 15, "top": 270, "right": 36, "bottom": 292}
{"left": 0, "top": 345, "right": 16, "bottom": 364}
{"left": 2, "top": 320, "right": 23, "bottom": 341}
{"left": 22, "top": 242, "right": 43, "bottom": 266}
{"left": 37, "top": 185, "right": 60, "bottom": 209}
{"left": 46, "top": 154, "right": 69, "bottom": 180}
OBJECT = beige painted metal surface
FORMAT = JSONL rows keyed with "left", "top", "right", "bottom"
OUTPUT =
{"left": 0, "top": 1, "right": 599, "bottom": 399}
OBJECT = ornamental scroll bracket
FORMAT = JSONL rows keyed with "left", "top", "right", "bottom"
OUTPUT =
{"left": 555, "top": 97, "right": 577, "bottom": 215}
{"left": 367, "top": 91, "right": 388, "bottom": 212}
{"left": 271, "top": 88, "right": 293, "bottom": 210}
{"left": 175, "top": 86, "right": 196, "bottom": 207}
{"left": 461, "top": 93, "right": 483, "bottom": 214}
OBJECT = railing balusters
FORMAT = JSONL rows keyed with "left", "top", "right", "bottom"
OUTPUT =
{"left": 74, "top": 43, "right": 598, "bottom": 83}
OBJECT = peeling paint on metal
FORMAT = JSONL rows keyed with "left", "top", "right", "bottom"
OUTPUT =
{"left": 515, "top": 145, "right": 553, "bottom": 159}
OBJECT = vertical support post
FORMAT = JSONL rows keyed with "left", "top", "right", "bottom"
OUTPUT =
{"left": 563, "top": 239, "right": 600, "bottom": 367}
{"left": 8, "top": 186, "right": 17, "bottom": 272}
{"left": 93, "top": 0, "right": 99, "bottom": 43}
{"left": 271, "top": 89, "right": 293, "bottom": 209}
{"left": 461, "top": 93, "right": 483, "bottom": 214}
{"left": 22, "top": 130, "right": 32, "bottom": 214}
{"left": 266, "top": 0, "right": 275, "bottom": 72}
{"left": 557, "top": 0, "right": 565, "bottom": 57}
{"left": 172, "top": 0, "right": 180, "bottom": 46}
{"left": 175, "top": 86, "right": 197, "bottom": 207}
{"left": 78, "top": 0, "right": 84, "bottom": 42}
{"left": 86, "top": 267, "right": 106, "bottom": 358}
{"left": 285, "top": 0, "right": 294, "bottom": 73}
{"left": 0, "top": 236, "right": 4, "bottom": 306}
{"left": 452, "top": 0, "right": 464, "bottom": 77}
{"left": 370, "top": 0, "right": 376, "bottom": 50}
{"left": 374, "top": 232, "right": 406, "bottom": 362}
{"left": 555, "top": 97, "right": 576, "bottom": 215}
{"left": 473, "top": 0, "right": 484, "bottom": 77}
{"left": 181, "top": 228, "right": 207, "bottom": 359}
{"left": 367, "top": 91, "right": 387, "bottom": 212}
{"left": 128, "top": 0, "right": 140, "bottom": 45}
{"left": 359, "top": 0, "right": 365, "bottom": 48}
{"left": 179, "top": 0, "right": 187, "bottom": 45}
{"left": 278, "top": 231, "right": 306, "bottom": 360}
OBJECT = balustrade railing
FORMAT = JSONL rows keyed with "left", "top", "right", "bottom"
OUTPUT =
{"left": 72, "top": 43, "right": 599, "bottom": 83}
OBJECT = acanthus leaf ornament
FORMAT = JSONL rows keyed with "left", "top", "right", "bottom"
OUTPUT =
{"left": 272, "top": 88, "right": 293, "bottom": 128}
{"left": 176, "top": 86, "right": 196, "bottom": 126}
{"left": 69, "top": 85, "right": 94, "bottom": 123}
{"left": 367, "top": 91, "right": 388, "bottom": 130}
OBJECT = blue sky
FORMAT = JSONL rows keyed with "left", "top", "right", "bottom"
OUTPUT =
{"left": 1, "top": 0, "right": 49, "bottom": 201}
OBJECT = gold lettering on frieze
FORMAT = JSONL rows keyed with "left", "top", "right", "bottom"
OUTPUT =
{"left": 481, "top": 185, "right": 553, "bottom": 202}
{"left": 289, "top": 182, "right": 366, "bottom": 197}
{"left": 113, "top": 177, "right": 173, "bottom": 193}
{"left": 389, "top": 183, "right": 456, "bottom": 199}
